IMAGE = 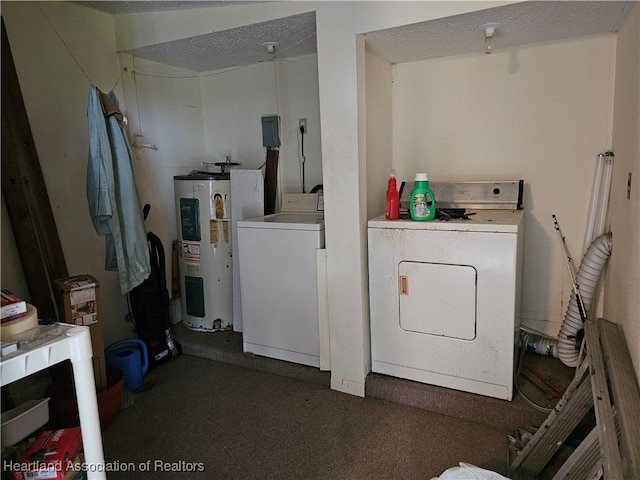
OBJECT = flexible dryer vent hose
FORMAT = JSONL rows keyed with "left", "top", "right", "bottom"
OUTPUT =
{"left": 556, "top": 232, "right": 613, "bottom": 367}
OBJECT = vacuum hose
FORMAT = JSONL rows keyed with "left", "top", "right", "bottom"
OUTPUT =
{"left": 556, "top": 232, "right": 613, "bottom": 367}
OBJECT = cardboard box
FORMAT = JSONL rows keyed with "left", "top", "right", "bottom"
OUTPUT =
{"left": 12, "top": 427, "right": 82, "bottom": 480}
{"left": 51, "top": 278, "right": 97, "bottom": 327}
{"left": 53, "top": 275, "right": 107, "bottom": 391}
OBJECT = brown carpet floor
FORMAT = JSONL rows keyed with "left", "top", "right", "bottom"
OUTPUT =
{"left": 101, "top": 324, "right": 580, "bottom": 479}
{"left": 102, "top": 355, "right": 511, "bottom": 480}
{"left": 171, "top": 323, "right": 572, "bottom": 431}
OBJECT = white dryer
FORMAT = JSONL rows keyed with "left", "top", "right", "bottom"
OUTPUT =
{"left": 368, "top": 181, "right": 525, "bottom": 400}
{"left": 237, "top": 194, "right": 325, "bottom": 368}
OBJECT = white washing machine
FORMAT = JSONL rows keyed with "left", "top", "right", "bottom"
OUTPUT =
{"left": 237, "top": 194, "right": 325, "bottom": 368}
{"left": 368, "top": 181, "right": 525, "bottom": 400}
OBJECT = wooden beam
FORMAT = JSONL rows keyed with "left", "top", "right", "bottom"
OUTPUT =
{"left": 512, "top": 318, "right": 638, "bottom": 479}
{"left": 264, "top": 148, "right": 279, "bottom": 215}
{"left": 598, "top": 318, "right": 640, "bottom": 478}
{"left": 510, "top": 361, "right": 593, "bottom": 478}
{"left": 1, "top": 18, "right": 68, "bottom": 319}
{"left": 552, "top": 427, "right": 601, "bottom": 480}
{"left": 585, "top": 318, "right": 623, "bottom": 479}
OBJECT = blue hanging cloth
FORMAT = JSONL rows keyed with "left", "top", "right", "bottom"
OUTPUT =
{"left": 86, "top": 85, "right": 150, "bottom": 294}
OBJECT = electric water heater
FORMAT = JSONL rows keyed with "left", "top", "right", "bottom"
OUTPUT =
{"left": 174, "top": 172, "right": 232, "bottom": 331}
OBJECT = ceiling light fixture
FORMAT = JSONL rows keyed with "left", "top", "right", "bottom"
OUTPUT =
{"left": 263, "top": 42, "right": 278, "bottom": 55}
{"left": 483, "top": 26, "right": 496, "bottom": 55}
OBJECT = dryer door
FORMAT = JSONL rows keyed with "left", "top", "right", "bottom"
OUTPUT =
{"left": 398, "top": 261, "right": 477, "bottom": 340}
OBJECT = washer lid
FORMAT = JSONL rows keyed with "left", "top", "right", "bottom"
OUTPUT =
{"left": 238, "top": 212, "right": 324, "bottom": 231}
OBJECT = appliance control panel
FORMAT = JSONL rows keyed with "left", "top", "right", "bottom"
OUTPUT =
{"left": 281, "top": 193, "right": 324, "bottom": 212}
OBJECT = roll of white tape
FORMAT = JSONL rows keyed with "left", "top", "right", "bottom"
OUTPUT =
{"left": 1, "top": 304, "right": 38, "bottom": 339}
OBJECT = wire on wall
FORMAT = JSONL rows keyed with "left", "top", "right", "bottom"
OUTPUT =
{"left": 132, "top": 63, "right": 253, "bottom": 79}
{"left": 37, "top": 5, "right": 124, "bottom": 91}
{"left": 111, "top": 67, "right": 128, "bottom": 91}
{"left": 36, "top": 4, "right": 315, "bottom": 88}
{"left": 274, "top": 32, "right": 315, "bottom": 56}
{"left": 38, "top": 5, "right": 92, "bottom": 85}
{"left": 271, "top": 44, "right": 284, "bottom": 210}
{"left": 297, "top": 125, "right": 306, "bottom": 193}
{"left": 130, "top": 56, "right": 148, "bottom": 160}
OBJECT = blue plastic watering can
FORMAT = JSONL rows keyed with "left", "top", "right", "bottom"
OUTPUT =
{"left": 105, "top": 339, "right": 149, "bottom": 391}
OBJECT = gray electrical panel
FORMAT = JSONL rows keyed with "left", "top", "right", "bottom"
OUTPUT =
{"left": 261, "top": 115, "right": 280, "bottom": 147}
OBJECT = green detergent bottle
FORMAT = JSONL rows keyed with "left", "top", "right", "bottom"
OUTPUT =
{"left": 409, "top": 173, "right": 436, "bottom": 221}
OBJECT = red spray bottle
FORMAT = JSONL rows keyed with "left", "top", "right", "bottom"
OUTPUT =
{"left": 385, "top": 171, "right": 400, "bottom": 220}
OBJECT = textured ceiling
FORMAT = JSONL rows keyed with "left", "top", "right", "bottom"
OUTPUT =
{"left": 365, "top": 1, "right": 635, "bottom": 63}
{"left": 124, "top": 11, "right": 317, "bottom": 72}
{"left": 75, "top": 1, "right": 634, "bottom": 72}
{"left": 75, "top": 1, "right": 261, "bottom": 15}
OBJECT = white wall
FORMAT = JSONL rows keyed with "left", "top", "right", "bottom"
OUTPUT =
{"left": 315, "top": 10, "right": 371, "bottom": 396}
{"left": 200, "top": 54, "right": 322, "bottom": 196}
{"left": 365, "top": 52, "right": 393, "bottom": 219}
{"left": 607, "top": 2, "right": 640, "bottom": 377}
{"left": 118, "top": 55, "right": 206, "bottom": 269}
{"left": 1, "top": 2, "right": 133, "bottom": 346}
{"left": 391, "top": 35, "right": 617, "bottom": 336}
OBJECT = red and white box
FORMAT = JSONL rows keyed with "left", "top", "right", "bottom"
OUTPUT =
{"left": 11, "top": 428, "right": 83, "bottom": 480}
{"left": 1, "top": 289, "right": 27, "bottom": 322}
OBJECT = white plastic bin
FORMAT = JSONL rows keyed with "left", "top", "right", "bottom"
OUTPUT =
{"left": 1, "top": 397, "right": 50, "bottom": 446}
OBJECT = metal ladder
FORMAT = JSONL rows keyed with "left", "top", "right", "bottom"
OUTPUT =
{"left": 509, "top": 317, "right": 640, "bottom": 479}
